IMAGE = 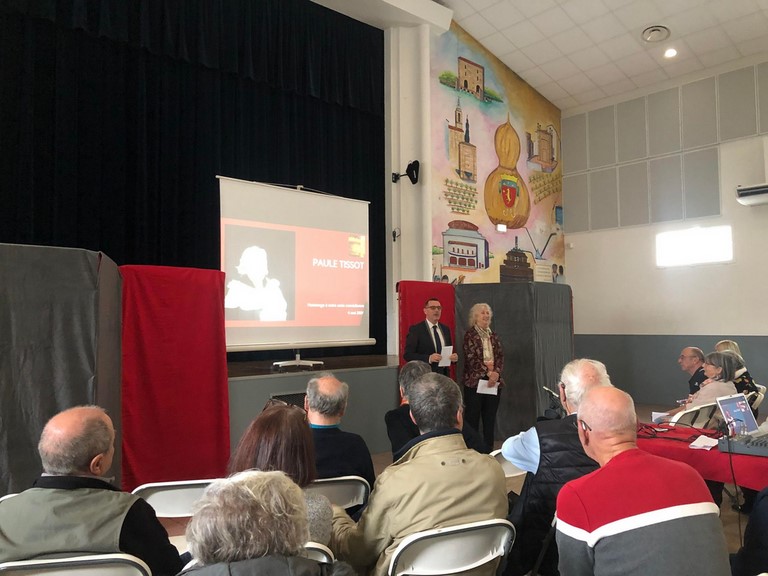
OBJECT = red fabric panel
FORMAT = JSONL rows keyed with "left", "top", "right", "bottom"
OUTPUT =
{"left": 638, "top": 426, "right": 768, "bottom": 491}
{"left": 120, "top": 265, "right": 229, "bottom": 491}
{"left": 397, "top": 280, "right": 456, "bottom": 379}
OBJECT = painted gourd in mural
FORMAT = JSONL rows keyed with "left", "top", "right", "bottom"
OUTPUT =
{"left": 483, "top": 116, "right": 530, "bottom": 229}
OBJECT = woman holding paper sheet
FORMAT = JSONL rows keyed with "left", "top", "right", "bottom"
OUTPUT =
{"left": 462, "top": 302, "right": 504, "bottom": 448}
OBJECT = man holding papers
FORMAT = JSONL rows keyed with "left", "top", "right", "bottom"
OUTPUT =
{"left": 403, "top": 297, "right": 457, "bottom": 376}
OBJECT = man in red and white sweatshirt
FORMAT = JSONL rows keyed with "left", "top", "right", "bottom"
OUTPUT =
{"left": 555, "top": 386, "right": 729, "bottom": 576}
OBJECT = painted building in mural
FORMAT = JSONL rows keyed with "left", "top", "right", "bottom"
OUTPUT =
{"left": 431, "top": 23, "right": 563, "bottom": 286}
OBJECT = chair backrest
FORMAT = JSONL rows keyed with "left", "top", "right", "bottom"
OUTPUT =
{"left": 0, "top": 553, "right": 151, "bottom": 575}
{"left": 669, "top": 402, "right": 719, "bottom": 428}
{"left": 388, "top": 519, "right": 515, "bottom": 576}
{"left": 305, "top": 476, "right": 370, "bottom": 509}
{"left": 0, "top": 493, "right": 18, "bottom": 503}
{"left": 300, "top": 542, "right": 336, "bottom": 564}
{"left": 750, "top": 384, "right": 766, "bottom": 411}
{"left": 490, "top": 450, "right": 526, "bottom": 479}
{"left": 131, "top": 478, "right": 216, "bottom": 517}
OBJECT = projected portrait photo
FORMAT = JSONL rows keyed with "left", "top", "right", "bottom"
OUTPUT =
{"left": 223, "top": 225, "right": 296, "bottom": 322}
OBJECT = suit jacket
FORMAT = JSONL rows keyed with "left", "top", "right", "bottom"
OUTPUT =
{"left": 403, "top": 321, "right": 452, "bottom": 375}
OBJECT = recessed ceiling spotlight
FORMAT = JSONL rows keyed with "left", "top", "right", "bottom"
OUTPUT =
{"left": 664, "top": 48, "right": 678, "bottom": 58}
{"left": 641, "top": 25, "right": 671, "bottom": 43}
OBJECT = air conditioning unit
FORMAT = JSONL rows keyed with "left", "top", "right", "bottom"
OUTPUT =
{"left": 736, "top": 183, "right": 768, "bottom": 206}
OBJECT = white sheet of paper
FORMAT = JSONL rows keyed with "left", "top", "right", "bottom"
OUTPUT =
{"left": 476, "top": 379, "right": 498, "bottom": 395}
{"left": 689, "top": 435, "right": 719, "bottom": 450}
{"left": 438, "top": 345, "right": 453, "bottom": 367}
{"left": 651, "top": 411, "right": 669, "bottom": 423}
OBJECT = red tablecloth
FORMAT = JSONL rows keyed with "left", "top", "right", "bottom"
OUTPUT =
{"left": 637, "top": 425, "right": 768, "bottom": 491}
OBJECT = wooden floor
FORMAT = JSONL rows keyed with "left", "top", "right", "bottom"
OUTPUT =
{"left": 163, "top": 403, "right": 754, "bottom": 556}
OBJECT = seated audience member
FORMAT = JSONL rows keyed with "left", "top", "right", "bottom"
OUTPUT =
{"left": 501, "top": 359, "right": 611, "bottom": 576}
{"left": 0, "top": 406, "right": 183, "bottom": 576}
{"left": 667, "top": 350, "right": 738, "bottom": 419}
{"left": 556, "top": 387, "right": 730, "bottom": 576}
{"left": 678, "top": 346, "right": 707, "bottom": 394}
{"left": 229, "top": 400, "right": 332, "bottom": 544}
{"left": 385, "top": 360, "right": 488, "bottom": 460}
{"left": 715, "top": 341, "right": 759, "bottom": 398}
{"left": 331, "top": 373, "right": 507, "bottom": 576}
{"left": 731, "top": 485, "right": 768, "bottom": 576}
{"left": 305, "top": 372, "right": 375, "bottom": 488}
{"left": 182, "top": 470, "right": 354, "bottom": 576}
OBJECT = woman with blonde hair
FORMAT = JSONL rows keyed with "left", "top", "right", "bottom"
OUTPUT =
{"left": 462, "top": 302, "right": 504, "bottom": 448}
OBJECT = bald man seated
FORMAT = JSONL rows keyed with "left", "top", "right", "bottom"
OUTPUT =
{"left": 0, "top": 406, "right": 183, "bottom": 576}
{"left": 555, "top": 387, "right": 730, "bottom": 576}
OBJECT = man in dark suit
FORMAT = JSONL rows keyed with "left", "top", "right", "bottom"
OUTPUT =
{"left": 403, "top": 297, "right": 457, "bottom": 375}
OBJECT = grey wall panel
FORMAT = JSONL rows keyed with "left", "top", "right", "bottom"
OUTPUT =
{"left": 229, "top": 365, "right": 399, "bottom": 455}
{"left": 682, "top": 77, "right": 717, "bottom": 149}
{"left": 588, "top": 105, "right": 616, "bottom": 168}
{"left": 563, "top": 174, "right": 590, "bottom": 233}
{"left": 574, "top": 334, "right": 768, "bottom": 406}
{"left": 589, "top": 168, "right": 619, "bottom": 230}
{"left": 648, "top": 88, "right": 680, "bottom": 155}
{"left": 562, "top": 114, "right": 588, "bottom": 174}
{"left": 684, "top": 147, "right": 720, "bottom": 218}
{"left": 618, "top": 162, "right": 649, "bottom": 226}
{"left": 757, "top": 62, "right": 768, "bottom": 134}
{"left": 719, "top": 67, "right": 757, "bottom": 141}
{"left": 649, "top": 155, "right": 683, "bottom": 222}
{"left": 617, "top": 97, "right": 647, "bottom": 162}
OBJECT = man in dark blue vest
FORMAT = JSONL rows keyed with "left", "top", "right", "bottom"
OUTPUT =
{"left": 500, "top": 359, "right": 612, "bottom": 576}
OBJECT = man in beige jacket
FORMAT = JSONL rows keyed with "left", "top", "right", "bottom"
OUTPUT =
{"left": 330, "top": 373, "right": 508, "bottom": 576}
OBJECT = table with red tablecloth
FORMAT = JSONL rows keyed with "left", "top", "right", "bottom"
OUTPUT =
{"left": 637, "top": 425, "right": 768, "bottom": 491}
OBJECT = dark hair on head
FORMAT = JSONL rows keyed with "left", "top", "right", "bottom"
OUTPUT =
{"left": 704, "top": 351, "right": 739, "bottom": 382}
{"left": 398, "top": 361, "right": 432, "bottom": 399}
{"left": 424, "top": 297, "right": 441, "bottom": 307}
{"left": 228, "top": 404, "right": 316, "bottom": 486}
{"left": 409, "top": 373, "right": 462, "bottom": 433}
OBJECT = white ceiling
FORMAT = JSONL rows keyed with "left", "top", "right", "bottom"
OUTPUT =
{"left": 440, "top": 0, "right": 768, "bottom": 115}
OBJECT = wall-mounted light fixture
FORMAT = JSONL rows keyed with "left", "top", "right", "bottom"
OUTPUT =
{"left": 392, "top": 160, "right": 420, "bottom": 185}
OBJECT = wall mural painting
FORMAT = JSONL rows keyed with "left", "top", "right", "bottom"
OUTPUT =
{"left": 430, "top": 23, "right": 564, "bottom": 286}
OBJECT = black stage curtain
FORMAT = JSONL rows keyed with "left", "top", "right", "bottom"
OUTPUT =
{"left": 0, "top": 0, "right": 386, "bottom": 357}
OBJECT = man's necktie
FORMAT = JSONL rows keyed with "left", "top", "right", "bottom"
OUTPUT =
{"left": 432, "top": 325, "right": 442, "bottom": 354}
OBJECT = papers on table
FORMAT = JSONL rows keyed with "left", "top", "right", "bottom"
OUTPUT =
{"left": 438, "top": 346, "right": 453, "bottom": 367}
{"left": 652, "top": 411, "right": 669, "bottom": 423}
{"left": 689, "top": 435, "right": 719, "bottom": 450}
{"left": 477, "top": 378, "right": 499, "bottom": 396}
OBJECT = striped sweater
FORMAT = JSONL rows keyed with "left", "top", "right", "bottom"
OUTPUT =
{"left": 555, "top": 448, "right": 729, "bottom": 576}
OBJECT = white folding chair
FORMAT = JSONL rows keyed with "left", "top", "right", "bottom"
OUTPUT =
{"left": 750, "top": 384, "right": 765, "bottom": 411}
{"left": 669, "top": 402, "right": 719, "bottom": 428}
{"left": 0, "top": 553, "right": 151, "bottom": 575}
{"left": 300, "top": 542, "right": 336, "bottom": 564}
{"left": 490, "top": 450, "right": 526, "bottom": 479}
{"left": 388, "top": 519, "right": 515, "bottom": 576}
{"left": 305, "top": 476, "right": 370, "bottom": 509}
{"left": 131, "top": 479, "right": 216, "bottom": 517}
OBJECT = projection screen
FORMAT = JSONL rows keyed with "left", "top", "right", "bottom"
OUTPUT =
{"left": 219, "top": 176, "right": 373, "bottom": 351}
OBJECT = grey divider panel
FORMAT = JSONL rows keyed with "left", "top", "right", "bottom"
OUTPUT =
{"left": 562, "top": 114, "right": 588, "bottom": 174}
{"left": 574, "top": 334, "right": 768, "bottom": 406}
{"left": 682, "top": 77, "right": 717, "bottom": 149}
{"left": 588, "top": 106, "right": 616, "bottom": 169}
{"left": 619, "top": 162, "right": 649, "bottom": 226}
{"left": 719, "top": 67, "right": 757, "bottom": 141}
{"left": 563, "top": 174, "right": 589, "bottom": 233}
{"left": 759, "top": 63, "right": 768, "bottom": 133}
{"left": 589, "top": 168, "right": 618, "bottom": 230}
{"left": 650, "top": 155, "right": 683, "bottom": 222}
{"left": 684, "top": 147, "right": 720, "bottom": 218}
{"left": 0, "top": 244, "right": 121, "bottom": 495}
{"left": 229, "top": 364, "right": 398, "bottom": 454}
{"left": 648, "top": 88, "right": 680, "bottom": 156}
{"left": 617, "top": 97, "right": 647, "bottom": 162}
{"left": 455, "top": 283, "right": 573, "bottom": 442}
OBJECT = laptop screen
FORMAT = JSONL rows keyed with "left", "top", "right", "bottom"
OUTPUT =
{"left": 716, "top": 393, "right": 759, "bottom": 435}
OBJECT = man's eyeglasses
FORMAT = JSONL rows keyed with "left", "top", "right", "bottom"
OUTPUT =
{"left": 579, "top": 419, "right": 592, "bottom": 432}
{"left": 678, "top": 355, "right": 697, "bottom": 360}
{"left": 425, "top": 306, "right": 442, "bottom": 311}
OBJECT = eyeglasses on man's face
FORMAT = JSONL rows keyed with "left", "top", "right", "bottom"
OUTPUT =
{"left": 425, "top": 305, "right": 442, "bottom": 311}
{"left": 579, "top": 419, "right": 592, "bottom": 432}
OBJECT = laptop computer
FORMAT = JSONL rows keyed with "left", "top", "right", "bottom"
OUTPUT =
{"left": 716, "top": 393, "right": 759, "bottom": 436}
